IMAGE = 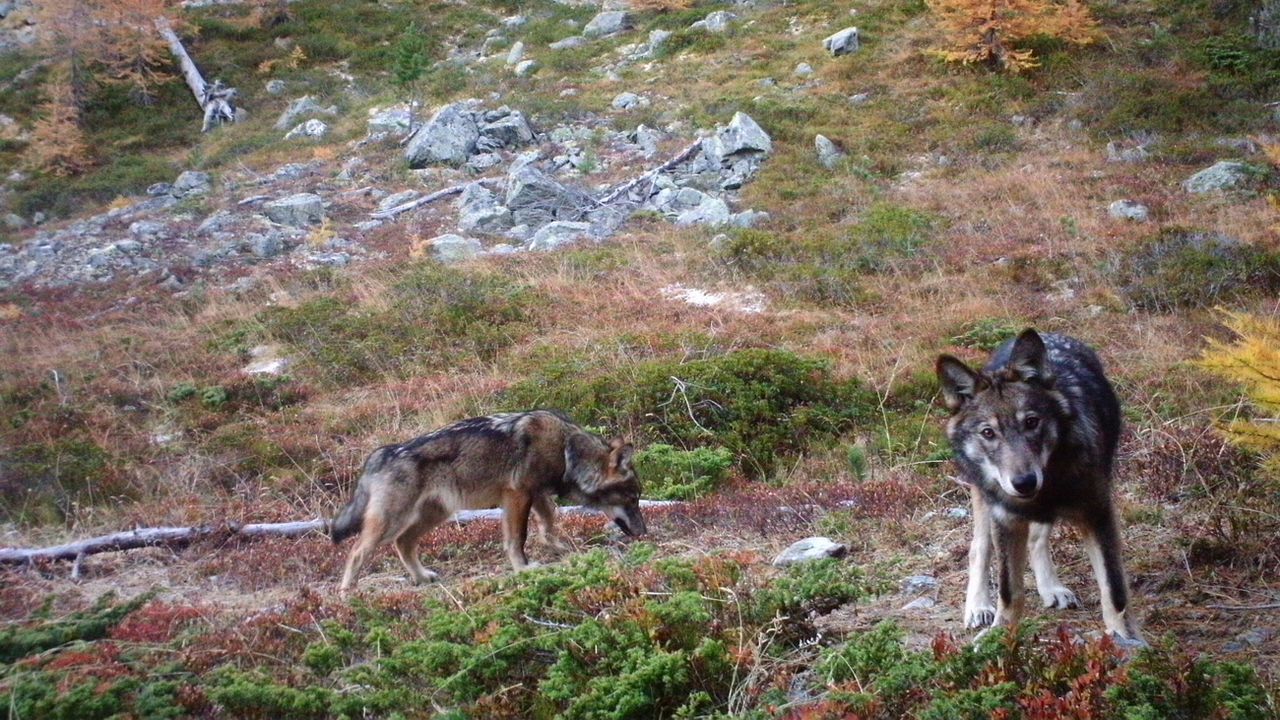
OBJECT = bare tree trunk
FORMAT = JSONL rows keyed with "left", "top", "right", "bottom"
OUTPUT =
{"left": 0, "top": 501, "right": 681, "bottom": 566}
{"left": 155, "top": 17, "right": 239, "bottom": 132}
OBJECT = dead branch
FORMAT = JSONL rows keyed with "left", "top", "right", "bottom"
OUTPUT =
{"left": 596, "top": 139, "right": 703, "bottom": 206}
{"left": 370, "top": 184, "right": 469, "bottom": 220}
{"left": 0, "top": 501, "right": 682, "bottom": 566}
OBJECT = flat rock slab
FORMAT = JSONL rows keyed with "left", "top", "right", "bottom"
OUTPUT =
{"left": 773, "top": 537, "right": 848, "bottom": 567}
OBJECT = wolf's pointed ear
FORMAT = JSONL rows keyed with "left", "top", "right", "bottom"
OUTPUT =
{"left": 611, "top": 441, "right": 635, "bottom": 471}
{"left": 937, "top": 355, "right": 983, "bottom": 411}
{"left": 1008, "top": 329, "right": 1054, "bottom": 385}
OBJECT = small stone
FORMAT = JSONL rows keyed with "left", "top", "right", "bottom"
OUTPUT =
{"left": 823, "top": 26, "right": 860, "bottom": 56}
{"left": 514, "top": 59, "right": 539, "bottom": 77}
{"left": 378, "top": 190, "right": 420, "bottom": 213}
{"left": 773, "top": 537, "right": 848, "bottom": 567}
{"left": 506, "top": 40, "right": 525, "bottom": 66}
{"left": 902, "top": 597, "right": 936, "bottom": 611}
{"left": 265, "top": 79, "right": 287, "bottom": 95}
{"left": 902, "top": 575, "right": 939, "bottom": 595}
{"left": 794, "top": 62, "right": 814, "bottom": 77}
{"left": 849, "top": 93, "right": 871, "bottom": 105}
{"left": 1108, "top": 199, "right": 1150, "bottom": 222}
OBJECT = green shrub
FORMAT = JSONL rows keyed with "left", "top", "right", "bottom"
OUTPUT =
{"left": 632, "top": 444, "right": 734, "bottom": 500}
{"left": 503, "top": 348, "right": 874, "bottom": 477}
{"left": 2, "top": 437, "right": 119, "bottom": 524}
{"left": 1115, "top": 228, "right": 1280, "bottom": 311}
{"left": 0, "top": 593, "right": 150, "bottom": 663}
{"left": 949, "top": 317, "right": 1023, "bottom": 350}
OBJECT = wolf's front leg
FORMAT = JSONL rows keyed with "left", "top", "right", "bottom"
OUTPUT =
{"left": 532, "top": 493, "right": 573, "bottom": 552}
{"left": 1029, "top": 522, "right": 1080, "bottom": 609}
{"left": 993, "top": 518, "right": 1030, "bottom": 629}
{"left": 501, "top": 490, "right": 535, "bottom": 571}
{"left": 1080, "top": 507, "right": 1142, "bottom": 641}
{"left": 965, "top": 487, "right": 996, "bottom": 628}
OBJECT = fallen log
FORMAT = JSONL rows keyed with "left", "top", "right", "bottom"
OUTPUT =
{"left": 369, "top": 183, "right": 468, "bottom": 220}
{"left": 595, "top": 139, "right": 703, "bottom": 206}
{"left": 156, "top": 17, "right": 239, "bottom": 132}
{"left": 0, "top": 500, "right": 682, "bottom": 566}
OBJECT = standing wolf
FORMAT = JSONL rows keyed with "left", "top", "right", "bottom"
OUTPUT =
{"left": 330, "top": 410, "right": 646, "bottom": 593}
{"left": 936, "top": 329, "right": 1140, "bottom": 640}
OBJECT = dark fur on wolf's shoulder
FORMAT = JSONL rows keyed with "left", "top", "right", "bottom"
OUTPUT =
{"left": 967, "top": 332, "right": 1121, "bottom": 524}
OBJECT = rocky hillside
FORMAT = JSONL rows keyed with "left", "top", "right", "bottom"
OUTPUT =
{"left": 1, "top": 0, "right": 1279, "bottom": 716}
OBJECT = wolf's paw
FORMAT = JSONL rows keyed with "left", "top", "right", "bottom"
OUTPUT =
{"left": 1039, "top": 585, "right": 1080, "bottom": 609}
{"left": 411, "top": 570, "right": 441, "bottom": 585}
{"left": 964, "top": 605, "right": 996, "bottom": 629}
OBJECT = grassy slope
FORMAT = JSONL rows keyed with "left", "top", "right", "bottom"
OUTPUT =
{"left": 1, "top": 0, "right": 1280, "bottom": 715}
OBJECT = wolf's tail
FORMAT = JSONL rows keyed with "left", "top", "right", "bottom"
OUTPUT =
{"left": 330, "top": 485, "right": 368, "bottom": 544}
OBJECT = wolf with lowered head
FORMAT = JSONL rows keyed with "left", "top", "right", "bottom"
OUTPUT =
{"left": 330, "top": 410, "right": 646, "bottom": 592}
{"left": 936, "top": 329, "right": 1141, "bottom": 640}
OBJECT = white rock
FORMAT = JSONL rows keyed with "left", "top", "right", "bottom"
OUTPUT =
{"left": 405, "top": 102, "right": 480, "bottom": 168}
{"left": 263, "top": 193, "right": 325, "bottom": 227}
{"left": 550, "top": 36, "right": 587, "bottom": 50}
{"left": 584, "top": 11, "right": 631, "bottom": 38}
{"left": 284, "top": 118, "right": 329, "bottom": 140}
{"left": 1108, "top": 199, "right": 1150, "bottom": 222}
{"left": 823, "top": 27, "right": 860, "bottom": 56}
{"left": 514, "top": 59, "right": 539, "bottom": 77}
{"left": 794, "top": 62, "right": 814, "bottom": 77}
{"left": 1183, "top": 160, "right": 1254, "bottom": 194}
{"left": 527, "top": 221, "right": 593, "bottom": 251}
{"left": 815, "top": 134, "right": 844, "bottom": 168}
{"left": 772, "top": 537, "right": 848, "bottom": 567}
{"left": 429, "top": 234, "right": 484, "bottom": 263}
{"left": 611, "top": 92, "right": 649, "bottom": 110}
{"left": 691, "top": 10, "right": 735, "bottom": 33}
{"left": 506, "top": 40, "right": 525, "bottom": 66}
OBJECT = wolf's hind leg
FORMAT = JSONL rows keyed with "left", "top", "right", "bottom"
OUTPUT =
{"left": 393, "top": 502, "right": 449, "bottom": 585}
{"left": 339, "top": 513, "right": 390, "bottom": 594}
{"left": 1029, "top": 522, "right": 1080, "bottom": 609}
{"left": 965, "top": 487, "right": 997, "bottom": 628}
{"left": 532, "top": 494, "right": 573, "bottom": 552}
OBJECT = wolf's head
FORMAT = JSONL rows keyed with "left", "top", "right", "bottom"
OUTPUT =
{"left": 936, "top": 329, "right": 1072, "bottom": 501}
{"left": 565, "top": 434, "right": 648, "bottom": 536}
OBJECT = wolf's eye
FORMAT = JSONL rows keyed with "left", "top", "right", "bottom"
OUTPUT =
{"left": 980, "top": 427, "right": 996, "bottom": 440}
{"left": 1024, "top": 416, "right": 1040, "bottom": 431}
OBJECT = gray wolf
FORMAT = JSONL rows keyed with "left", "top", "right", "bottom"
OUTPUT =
{"left": 936, "top": 329, "right": 1140, "bottom": 640}
{"left": 330, "top": 410, "right": 646, "bottom": 592}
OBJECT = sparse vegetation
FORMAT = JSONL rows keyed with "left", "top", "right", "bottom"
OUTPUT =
{"left": 1114, "top": 228, "right": 1280, "bottom": 311}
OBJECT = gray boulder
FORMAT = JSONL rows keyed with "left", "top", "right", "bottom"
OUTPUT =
{"left": 284, "top": 118, "right": 329, "bottom": 140}
{"left": 1183, "top": 160, "right": 1255, "bottom": 194}
{"left": 274, "top": 95, "right": 337, "bottom": 131}
{"left": 1108, "top": 199, "right": 1150, "bottom": 222}
{"left": 367, "top": 104, "right": 414, "bottom": 137}
{"left": 479, "top": 111, "right": 535, "bottom": 148}
{"left": 514, "top": 59, "right": 539, "bottom": 77}
{"left": 527, "top": 221, "right": 592, "bottom": 251}
{"left": 263, "top": 193, "right": 325, "bottom": 227}
{"left": 823, "top": 27, "right": 860, "bottom": 56}
{"left": 691, "top": 10, "right": 735, "bottom": 33}
{"left": 377, "top": 190, "right": 420, "bottom": 214}
{"left": 405, "top": 103, "right": 480, "bottom": 168}
{"left": 549, "top": 36, "right": 587, "bottom": 50}
{"left": 716, "top": 111, "right": 772, "bottom": 157}
{"left": 505, "top": 166, "right": 591, "bottom": 225}
{"left": 583, "top": 11, "right": 631, "bottom": 37}
{"left": 611, "top": 92, "right": 648, "bottom": 110}
{"left": 429, "top": 234, "right": 484, "bottom": 263}
{"left": 815, "top": 134, "right": 845, "bottom": 168}
{"left": 171, "top": 171, "right": 212, "bottom": 199}
{"left": 457, "top": 183, "right": 513, "bottom": 234}
{"left": 772, "top": 537, "right": 848, "bottom": 567}
{"left": 675, "top": 196, "right": 731, "bottom": 226}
